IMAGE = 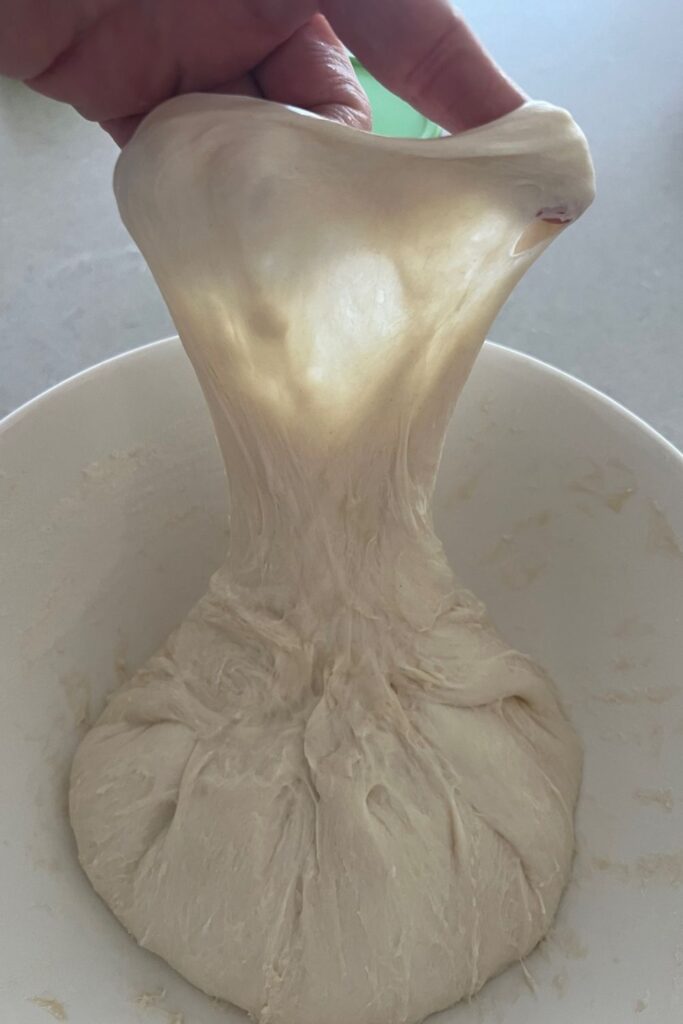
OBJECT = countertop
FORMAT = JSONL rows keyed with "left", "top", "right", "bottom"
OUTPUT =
{"left": 1, "top": 0, "right": 682, "bottom": 445}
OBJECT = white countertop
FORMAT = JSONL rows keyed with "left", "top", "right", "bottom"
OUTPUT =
{"left": 1, "top": 0, "right": 681, "bottom": 445}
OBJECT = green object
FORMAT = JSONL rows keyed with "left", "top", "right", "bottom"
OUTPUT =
{"left": 350, "top": 56, "right": 442, "bottom": 139}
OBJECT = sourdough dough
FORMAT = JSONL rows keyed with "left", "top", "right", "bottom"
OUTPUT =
{"left": 70, "top": 95, "right": 594, "bottom": 1024}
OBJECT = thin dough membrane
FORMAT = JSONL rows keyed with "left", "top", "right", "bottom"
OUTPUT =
{"left": 70, "top": 95, "right": 595, "bottom": 1024}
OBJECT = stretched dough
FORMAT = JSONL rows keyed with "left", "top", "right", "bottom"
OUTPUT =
{"left": 70, "top": 95, "right": 594, "bottom": 1024}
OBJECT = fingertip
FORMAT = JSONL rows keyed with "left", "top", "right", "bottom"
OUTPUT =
{"left": 101, "top": 114, "right": 142, "bottom": 146}
{"left": 256, "top": 15, "right": 371, "bottom": 133}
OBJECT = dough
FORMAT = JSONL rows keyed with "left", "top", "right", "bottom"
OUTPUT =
{"left": 70, "top": 95, "right": 594, "bottom": 1024}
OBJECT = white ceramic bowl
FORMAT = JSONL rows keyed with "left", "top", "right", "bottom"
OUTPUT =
{"left": 2, "top": 339, "right": 682, "bottom": 1024}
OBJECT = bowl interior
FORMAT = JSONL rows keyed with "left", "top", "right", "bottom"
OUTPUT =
{"left": 2, "top": 339, "right": 682, "bottom": 1023}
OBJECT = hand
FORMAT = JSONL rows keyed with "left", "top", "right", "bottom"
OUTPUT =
{"left": 0, "top": 0, "right": 524, "bottom": 145}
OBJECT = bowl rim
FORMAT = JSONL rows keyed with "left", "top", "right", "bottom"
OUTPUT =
{"left": 2, "top": 337, "right": 682, "bottom": 470}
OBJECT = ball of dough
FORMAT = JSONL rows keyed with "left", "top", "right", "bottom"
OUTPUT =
{"left": 71, "top": 570, "right": 580, "bottom": 1024}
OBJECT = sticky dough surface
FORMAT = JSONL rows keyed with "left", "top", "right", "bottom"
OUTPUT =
{"left": 70, "top": 95, "right": 594, "bottom": 1024}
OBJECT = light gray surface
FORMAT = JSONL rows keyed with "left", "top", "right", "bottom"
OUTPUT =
{"left": 1, "top": 0, "right": 682, "bottom": 442}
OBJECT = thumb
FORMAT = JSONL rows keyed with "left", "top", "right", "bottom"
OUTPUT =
{"left": 323, "top": 0, "right": 525, "bottom": 133}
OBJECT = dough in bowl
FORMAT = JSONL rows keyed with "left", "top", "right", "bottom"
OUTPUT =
{"left": 70, "top": 95, "right": 594, "bottom": 1024}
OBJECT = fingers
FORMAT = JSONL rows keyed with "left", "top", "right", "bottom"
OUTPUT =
{"left": 27, "top": 1, "right": 312, "bottom": 124}
{"left": 255, "top": 14, "right": 371, "bottom": 130}
{"left": 16, "top": 0, "right": 523, "bottom": 147}
{"left": 102, "top": 73, "right": 262, "bottom": 146}
{"left": 102, "top": 11, "right": 369, "bottom": 145}
{"left": 323, "top": 0, "right": 525, "bottom": 133}
{"left": 0, "top": 0, "right": 83, "bottom": 79}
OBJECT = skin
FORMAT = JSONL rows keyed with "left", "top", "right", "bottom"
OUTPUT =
{"left": 0, "top": 0, "right": 525, "bottom": 144}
